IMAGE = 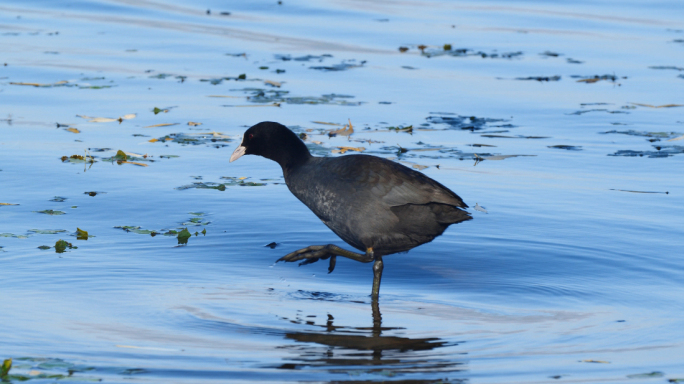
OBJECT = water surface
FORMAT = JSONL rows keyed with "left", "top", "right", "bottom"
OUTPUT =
{"left": 1, "top": 1, "right": 683, "bottom": 383}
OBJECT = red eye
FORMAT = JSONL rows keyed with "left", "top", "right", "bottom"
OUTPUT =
{"left": 248, "top": 134, "right": 254, "bottom": 139}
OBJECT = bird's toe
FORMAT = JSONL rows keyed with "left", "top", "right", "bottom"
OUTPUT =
{"left": 278, "top": 245, "right": 328, "bottom": 263}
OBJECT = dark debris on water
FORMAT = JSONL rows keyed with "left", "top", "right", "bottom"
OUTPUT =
{"left": 572, "top": 74, "right": 626, "bottom": 83}
{"left": 548, "top": 145, "right": 583, "bottom": 151}
{"left": 152, "top": 132, "right": 232, "bottom": 147}
{"left": 176, "top": 177, "right": 268, "bottom": 191}
{"left": 609, "top": 145, "right": 684, "bottom": 158}
{"left": 199, "top": 74, "right": 246, "bottom": 85}
{"left": 310, "top": 60, "right": 366, "bottom": 71}
{"left": 275, "top": 54, "right": 333, "bottom": 62}
{"left": 426, "top": 113, "right": 509, "bottom": 132}
{"left": 600, "top": 130, "right": 682, "bottom": 140}
{"left": 516, "top": 75, "right": 561, "bottom": 82}
{"left": 230, "top": 88, "right": 363, "bottom": 106}
{"left": 419, "top": 46, "right": 523, "bottom": 59}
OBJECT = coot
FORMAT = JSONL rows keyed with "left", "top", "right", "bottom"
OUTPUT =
{"left": 230, "top": 122, "right": 471, "bottom": 297}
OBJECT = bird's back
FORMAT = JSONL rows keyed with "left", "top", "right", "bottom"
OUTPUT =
{"left": 286, "top": 154, "right": 471, "bottom": 256}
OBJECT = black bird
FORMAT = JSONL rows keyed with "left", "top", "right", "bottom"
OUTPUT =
{"left": 230, "top": 122, "right": 471, "bottom": 297}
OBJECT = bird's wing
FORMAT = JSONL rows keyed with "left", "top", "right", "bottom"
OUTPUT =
{"left": 324, "top": 155, "right": 468, "bottom": 209}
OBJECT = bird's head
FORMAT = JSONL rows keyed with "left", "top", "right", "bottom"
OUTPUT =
{"left": 230, "top": 121, "right": 311, "bottom": 171}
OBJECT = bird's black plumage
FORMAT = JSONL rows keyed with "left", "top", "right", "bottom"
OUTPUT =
{"left": 230, "top": 121, "right": 472, "bottom": 296}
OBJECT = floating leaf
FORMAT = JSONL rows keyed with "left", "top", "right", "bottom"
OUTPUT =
{"left": 121, "top": 161, "right": 148, "bottom": 167}
{"left": 115, "top": 226, "right": 154, "bottom": 235}
{"left": 38, "top": 245, "right": 51, "bottom": 250}
{"left": 187, "top": 121, "right": 202, "bottom": 126}
{"left": 388, "top": 125, "right": 413, "bottom": 133}
{"left": 102, "top": 151, "right": 152, "bottom": 166}
{"left": 35, "top": 210, "right": 66, "bottom": 215}
{"left": 88, "top": 117, "right": 119, "bottom": 123}
{"left": 144, "top": 123, "right": 179, "bottom": 128}
{"left": 1, "top": 359, "right": 11, "bottom": 377}
{"left": 65, "top": 127, "right": 80, "bottom": 134}
{"left": 329, "top": 119, "right": 354, "bottom": 137}
{"left": 0, "top": 203, "right": 19, "bottom": 206}
{"left": 668, "top": 135, "right": 684, "bottom": 141}
{"left": 1, "top": 233, "right": 29, "bottom": 239}
{"left": 630, "top": 103, "right": 684, "bottom": 108}
{"left": 264, "top": 80, "right": 281, "bottom": 87}
{"left": 114, "top": 150, "right": 127, "bottom": 161}
{"left": 28, "top": 229, "right": 68, "bottom": 235}
{"left": 10, "top": 80, "right": 69, "bottom": 87}
{"left": 61, "top": 154, "right": 95, "bottom": 164}
{"left": 627, "top": 372, "right": 663, "bottom": 379}
{"left": 55, "top": 239, "right": 77, "bottom": 253}
{"left": 177, "top": 228, "right": 191, "bottom": 245}
{"left": 76, "top": 228, "right": 89, "bottom": 240}
{"left": 121, "top": 114, "right": 136, "bottom": 120}
{"left": 574, "top": 74, "right": 621, "bottom": 83}
{"left": 115, "top": 226, "right": 181, "bottom": 237}
{"left": 311, "top": 121, "right": 342, "bottom": 126}
{"left": 332, "top": 146, "right": 365, "bottom": 154}
{"left": 181, "top": 217, "right": 211, "bottom": 226}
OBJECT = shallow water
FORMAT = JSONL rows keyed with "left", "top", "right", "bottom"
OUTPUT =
{"left": 1, "top": 1, "right": 683, "bottom": 383}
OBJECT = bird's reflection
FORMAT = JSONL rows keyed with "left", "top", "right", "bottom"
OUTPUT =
{"left": 276, "top": 297, "right": 466, "bottom": 381}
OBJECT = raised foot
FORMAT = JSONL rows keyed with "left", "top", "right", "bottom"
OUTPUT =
{"left": 277, "top": 244, "right": 374, "bottom": 274}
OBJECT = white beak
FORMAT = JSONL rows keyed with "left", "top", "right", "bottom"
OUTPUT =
{"left": 230, "top": 145, "right": 246, "bottom": 163}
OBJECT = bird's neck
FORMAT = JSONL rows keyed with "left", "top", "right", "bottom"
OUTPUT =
{"left": 271, "top": 136, "right": 312, "bottom": 176}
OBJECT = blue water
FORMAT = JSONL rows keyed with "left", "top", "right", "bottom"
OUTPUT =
{"left": 1, "top": 1, "right": 683, "bottom": 383}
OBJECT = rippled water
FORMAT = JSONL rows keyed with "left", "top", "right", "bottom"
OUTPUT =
{"left": 1, "top": 1, "right": 683, "bottom": 383}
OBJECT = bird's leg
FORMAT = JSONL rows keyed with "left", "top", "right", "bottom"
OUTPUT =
{"left": 277, "top": 245, "right": 374, "bottom": 274}
{"left": 371, "top": 254, "right": 383, "bottom": 298}
{"left": 371, "top": 294, "right": 382, "bottom": 337}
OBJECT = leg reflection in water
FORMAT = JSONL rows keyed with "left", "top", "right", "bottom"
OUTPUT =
{"left": 277, "top": 296, "right": 467, "bottom": 380}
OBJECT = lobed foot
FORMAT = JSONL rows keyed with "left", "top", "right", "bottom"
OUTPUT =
{"left": 277, "top": 244, "right": 374, "bottom": 274}
{"left": 277, "top": 245, "right": 337, "bottom": 273}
